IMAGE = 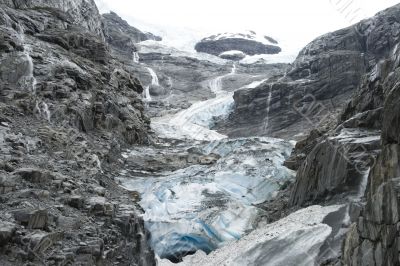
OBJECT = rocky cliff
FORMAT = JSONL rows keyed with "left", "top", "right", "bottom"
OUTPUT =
{"left": 208, "top": 4, "right": 400, "bottom": 264}
{"left": 102, "top": 11, "right": 161, "bottom": 62}
{"left": 0, "top": 0, "right": 156, "bottom": 265}
{"left": 283, "top": 4, "right": 400, "bottom": 265}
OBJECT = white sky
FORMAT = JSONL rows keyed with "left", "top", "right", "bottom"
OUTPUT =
{"left": 94, "top": 0, "right": 399, "bottom": 56}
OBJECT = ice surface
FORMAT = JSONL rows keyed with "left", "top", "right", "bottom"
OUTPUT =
{"left": 118, "top": 137, "right": 295, "bottom": 260}
{"left": 151, "top": 65, "right": 259, "bottom": 141}
{"left": 158, "top": 205, "right": 344, "bottom": 266}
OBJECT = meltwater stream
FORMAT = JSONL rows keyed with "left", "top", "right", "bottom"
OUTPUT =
{"left": 118, "top": 65, "right": 296, "bottom": 262}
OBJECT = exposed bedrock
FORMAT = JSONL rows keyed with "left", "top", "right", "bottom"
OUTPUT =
{"left": 219, "top": 4, "right": 400, "bottom": 140}
{"left": 0, "top": 1, "right": 156, "bottom": 265}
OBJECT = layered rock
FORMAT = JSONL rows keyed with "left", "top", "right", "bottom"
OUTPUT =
{"left": 218, "top": 20, "right": 375, "bottom": 139}
{"left": 0, "top": 1, "right": 156, "bottom": 265}
{"left": 342, "top": 39, "right": 400, "bottom": 266}
{"left": 281, "top": 4, "right": 400, "bottom": 265}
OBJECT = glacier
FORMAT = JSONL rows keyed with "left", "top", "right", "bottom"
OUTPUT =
{"left": 118, "top": 137, "right": 295, "bottom": 261}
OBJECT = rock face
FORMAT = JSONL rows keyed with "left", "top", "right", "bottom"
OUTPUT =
{"left": 195, "top": 31, "right": 281, "bottom": 58}
{"left": 102, "top": 11, "right": 161, "bottom": 62}
{"left": 218, "top": 20, "right": 377, "bottom": 138}
{"left": 281, "top": 4, "right": 400, "bottom": 265}
{"left": 0, "top": 1, "right": 156, "bottom": 265}
{"left": 341, "top": 36, "right": 400, "bottom": 266}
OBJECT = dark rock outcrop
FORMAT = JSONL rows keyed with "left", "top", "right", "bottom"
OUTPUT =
{"left": 342, "top": 44, "right": 400, "bottom": 266}
{"left": 195, "top": 32, "right": 281, "bottom": 58}
{"left": 102, "top": 11, "right": 161, "bottom": 62}
{"left": 280, "top": 4, "right": 400, "bottom": 265}
{"left": 0, "top": 0, "right": 156, "bottom": 265}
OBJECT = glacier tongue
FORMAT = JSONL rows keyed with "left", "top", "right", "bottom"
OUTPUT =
{"left": 151, "top": 64, "right": 253, "bottom": 141}
{"left": 121, "top": 64, "right": 300, "bottom": 262}
{"left": 118, "top": 137, "right": 295, "bottom": 261}
{"left": 159, "top": 205, "right": 344, "bottom": 266}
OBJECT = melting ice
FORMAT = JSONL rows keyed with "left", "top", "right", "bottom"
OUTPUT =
{"left": 118, "top": 137, "right": 295, "bottom": 260}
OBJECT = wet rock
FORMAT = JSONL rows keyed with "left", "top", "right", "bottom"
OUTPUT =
{"left": 290, "top": 129, "right": 381, "bottom": 206}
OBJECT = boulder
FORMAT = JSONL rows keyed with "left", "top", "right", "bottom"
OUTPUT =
{"left": 13, "top": 209, "right": 48, "bottom": 229}
{"left": 14, "top": 168, "right": 50, "bottom": 184}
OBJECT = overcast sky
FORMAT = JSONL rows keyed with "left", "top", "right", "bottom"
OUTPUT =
{"left": 94, "top": 0, "right": 399, "bottom": 55}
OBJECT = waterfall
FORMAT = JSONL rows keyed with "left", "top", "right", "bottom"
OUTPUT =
{"left": 133, "top": 52, "right": 140, "bottom": 63}
{"left": 143, "top": 67, "right": 160, "bottom": 102}
{"left": 147, "top": 67, "right": 159, "bottom": 86}
{"left": 209, "top": 64, "right": 237, "bottom": 95}
{"left": 22, "top": 46, "right": 37, "bottom": 94}
{"left": 262, "top": 84, "right": 273, "bottom": 133}
{"left": 144, "top": 86, "right": 152, "bottom": 101}
{"left": 34, "top": 101, "right": 51, "bottom": 122}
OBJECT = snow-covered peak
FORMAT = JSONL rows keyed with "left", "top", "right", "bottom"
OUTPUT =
{"left": 203, "top": 30, "right": 279, "bottom": 46}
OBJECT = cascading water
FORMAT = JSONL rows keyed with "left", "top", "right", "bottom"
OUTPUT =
{"left": 21, "top": 43, "right": 52, "bottom": 123}
{"left": 21, "top": 45, "right": 37, "bottom": 94}
{"left": 143, "top": 67, "right": 160, "bottom": 102}
{"left": 262, "top": 83, "right": 273, "bottom": 133}
{"left": 133, "top": 52, "right": 140, "bottom": 63}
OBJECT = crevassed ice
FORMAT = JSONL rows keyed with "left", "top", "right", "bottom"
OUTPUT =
{"left": 118, "top": 137, "right": 295, "bottom": 260}
{"left": 152, "top": 65, "right": 242, "bottom": 141}
{"left": 159, "top": 205, "right": 344, "bottom": 266}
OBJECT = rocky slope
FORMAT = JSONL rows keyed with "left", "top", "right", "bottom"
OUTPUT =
{"left": 195, "top": 31, "right": 282, "bottom": 59}
{"left": 0, "top": 0, "right": 156, "bottom": 265}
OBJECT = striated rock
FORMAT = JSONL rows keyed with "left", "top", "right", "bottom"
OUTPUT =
{"left": 0, "top": 0, "right": 104, "bottom": 37}
{"left": 0, "top": 174, "right": 16, "bottom": 194}
{"left": 219, "top": 5, "right": 400, "bottom": 139}
{"left": 289, "top": 129, "right": 381, "bottom": 206}
{"left": 24, "top": 231, "right": 64, "bottom": 254}
{"left": 13, "top": 209, "right": 48, "bottom": 229}
{"left": 282, "top": 4, "right": 400, "bottom": 265}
